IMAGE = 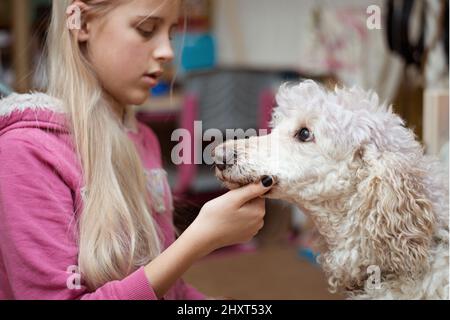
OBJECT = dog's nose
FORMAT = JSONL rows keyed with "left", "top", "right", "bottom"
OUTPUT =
{"left": 213, "top": 145, "right": 235, "bottom": 171}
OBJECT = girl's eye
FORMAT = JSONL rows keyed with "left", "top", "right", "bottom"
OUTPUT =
{"left": 295, "top": 128, "right": 314, "bottom": 142}
{"left": 136, "top": 21, "right": 157, "bottom": 38}
{"left": 138, "top": 27, "right": 155, "bottom": 38}
{"left": 169, "top": 26, "right": 178, "bottom": 41}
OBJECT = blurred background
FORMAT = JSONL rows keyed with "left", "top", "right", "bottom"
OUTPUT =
{"left": 0, "top": 0, "right": 448, "bottom": 299}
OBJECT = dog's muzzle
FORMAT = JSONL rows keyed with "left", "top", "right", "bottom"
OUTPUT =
{"left": 212, "top": 144, "right": 236, "bottom": 171}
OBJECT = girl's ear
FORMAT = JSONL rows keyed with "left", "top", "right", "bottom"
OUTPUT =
{"left": 67, "top": 1, "right": 90, "bottom": 42}
{"left": 76, "top": 21, "right": 90, "bottom": 43}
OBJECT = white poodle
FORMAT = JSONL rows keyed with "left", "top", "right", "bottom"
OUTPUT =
{"left": 213, "top": 80, "right": 449, "bottom": 299}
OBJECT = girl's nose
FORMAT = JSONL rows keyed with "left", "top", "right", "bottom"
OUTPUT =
{"left": 153, "top": 38, "right": 174, "bottom": 63}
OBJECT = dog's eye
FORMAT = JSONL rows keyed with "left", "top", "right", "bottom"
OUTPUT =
{"left": 296, "top": 128, "right": 314, "bottom": 142}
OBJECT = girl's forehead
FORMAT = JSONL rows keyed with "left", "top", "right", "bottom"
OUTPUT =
{"left": 122, "top": 0, "right": 180, "bottom": 19}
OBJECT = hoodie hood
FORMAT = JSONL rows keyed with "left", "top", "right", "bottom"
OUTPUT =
{"left": 0, "top": 92, "right": 68, "bottom": 136}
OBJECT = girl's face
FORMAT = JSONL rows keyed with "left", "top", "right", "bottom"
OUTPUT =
{"left": 82, "top": 0, "right": 179, "bottom": 108}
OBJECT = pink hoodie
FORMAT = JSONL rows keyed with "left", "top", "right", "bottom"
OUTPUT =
{"left": 0, "top": 93, "right": 204, "bottom": 300}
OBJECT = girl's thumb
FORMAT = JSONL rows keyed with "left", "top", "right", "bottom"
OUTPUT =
{"left": 231, "top": 176, "right": 274, "bottom": 205}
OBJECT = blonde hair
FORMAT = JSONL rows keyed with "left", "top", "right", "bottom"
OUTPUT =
{"left": 46, "top": 0, "right": 162, "bottom": 290}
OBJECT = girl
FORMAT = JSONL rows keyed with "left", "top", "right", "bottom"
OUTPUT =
{"left": 0, "top": 0, "right": 273, "bottom": 300}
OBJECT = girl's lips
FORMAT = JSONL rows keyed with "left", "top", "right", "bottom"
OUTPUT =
{"left": 141, "top": 75, "right": 158, "bottom": 87}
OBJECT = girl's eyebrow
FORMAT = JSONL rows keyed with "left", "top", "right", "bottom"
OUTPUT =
{"left": 135, "top": 15, "right": 161, "bottom": 25}
{"left": 136, "top": 15, "right": 162, "bottom": 21}
{"left": 135, "top": 16, "right": 178, "bottom": 27}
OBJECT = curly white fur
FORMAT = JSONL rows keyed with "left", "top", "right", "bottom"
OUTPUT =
{"left": 215, "top": 80, "right": 449, "bottom": 299}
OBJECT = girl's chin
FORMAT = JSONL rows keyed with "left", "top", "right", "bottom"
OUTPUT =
{"left": 125, "top": 89, "right": 150, "bottom": 106}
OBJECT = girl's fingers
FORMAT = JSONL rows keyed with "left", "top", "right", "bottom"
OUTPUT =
{"left": 243, "top": 197, "right": 265, "bottom": 210}
{"left": 229, "top": 176, "right": 274, "bottom": 205}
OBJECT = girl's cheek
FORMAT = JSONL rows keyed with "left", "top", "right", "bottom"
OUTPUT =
{"left": 121, "top": 33, "right": 152, "bottom": 66}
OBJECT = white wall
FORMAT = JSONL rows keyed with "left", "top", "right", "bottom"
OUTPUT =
{"left": 212, "top": 0, "right": 404, "bottom": 102}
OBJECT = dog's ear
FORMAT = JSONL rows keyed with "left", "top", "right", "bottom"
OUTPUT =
{"left": 356, "top": 144, "right": 436, "bottom": 276}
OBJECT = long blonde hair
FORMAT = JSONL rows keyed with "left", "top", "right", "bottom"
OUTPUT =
{"left": 46, "top": 0, "right": 162, "bottom": 290}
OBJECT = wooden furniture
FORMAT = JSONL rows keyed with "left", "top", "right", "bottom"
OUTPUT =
{"left": 12, "top": 0, "right": 31, "bottom": 93}
{"left": 423, "top": 88, "right": 449, "bottom": 156}
{"left": 1, "top": 0, "right": 51, "bottom": 93}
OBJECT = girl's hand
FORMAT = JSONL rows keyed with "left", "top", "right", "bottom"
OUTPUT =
{"left": 143, "top": 177, "right": 273, "bottom": 298}
{"left": 186, "top": 176, "right": 274, "bottom": 256}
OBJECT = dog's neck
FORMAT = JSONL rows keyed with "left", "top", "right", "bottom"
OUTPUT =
{"left": 293, "top": 192, "right": 356, "bottom": 247}
{"left": 291, "top": 185, "right": 443, "bottom": 297}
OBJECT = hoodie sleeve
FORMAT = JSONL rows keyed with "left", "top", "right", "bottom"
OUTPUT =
{"left": 0, "top": 129, "right": 158, "bottom": 300}
{"left": 175, "top": 280, "right": 206, "bottom": 300}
